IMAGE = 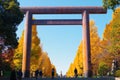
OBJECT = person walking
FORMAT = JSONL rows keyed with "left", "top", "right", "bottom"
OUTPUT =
{"left": 17, "top": 69, "right": 22, "bottom": 80}
{"left": 35, "top": 69, "right": 39, "bottom": 80}
{"left": 74, "top": 68, "right": 78, "bottom": 78}
{"left": 51, "top": 68, "right": 55, "bottom": 79}
{"left": 10, "top": 69, "right": 17, "bottom": 80}
{"left": 39, "top": 70, "right": 42, "bottom": 78}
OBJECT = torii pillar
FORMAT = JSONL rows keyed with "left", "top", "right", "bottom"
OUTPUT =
{"left": 22, "top": 11, "right": 32, "bottom": 77}
{"left": 21, "top": 6, "right": 107, "bottom": 78}
{"left": 82, "top": 10, "right": 91, "bottom": 77}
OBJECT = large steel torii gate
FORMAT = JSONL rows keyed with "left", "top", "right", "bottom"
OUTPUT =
{"left": 20, "top": 6, "right": 107, "bottom": 77}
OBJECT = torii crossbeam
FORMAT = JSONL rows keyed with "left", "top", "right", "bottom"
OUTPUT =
{"left": 20, "top": 6, "right": 107, "bottom": 78}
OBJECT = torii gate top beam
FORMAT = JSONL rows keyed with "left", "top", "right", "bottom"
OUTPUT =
{"left": 21, "top": 6, "right": 107, "bottom": 14}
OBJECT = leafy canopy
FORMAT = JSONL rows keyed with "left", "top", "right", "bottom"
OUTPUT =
{"left": 98, "top": 62, "right": 109, "bottom": 76}
{"left": 0, "top": 0, "right": 24, "bottom": 48}
{"left": 103, "top": 0, "right": 120, "bottom": 10}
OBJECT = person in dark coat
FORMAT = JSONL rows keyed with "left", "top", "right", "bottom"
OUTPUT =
{"left": 51, "top": 68, "right": 55, "bottom": 79}
{"left": 10, "top": 69, "right": 17, "bottom": 80}
{"left": 17, "top": 69, "right": 22, "bottom": 80}
{"left": 35, "top": 69, "right": 39, "bottom": 79}
{"left": 74, "top": 68, "right": 78, "bottom": 78}
{"left": 39, "top": 70, "right": 42, "bottom": 78}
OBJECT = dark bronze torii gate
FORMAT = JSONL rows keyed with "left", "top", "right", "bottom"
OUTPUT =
{"left": 20, "top": 6, "right": 107, "bottom": 77}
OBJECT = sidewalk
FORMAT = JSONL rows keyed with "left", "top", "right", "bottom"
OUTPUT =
{"left": 0, "top": 77, "right": 119, "bottom": 80}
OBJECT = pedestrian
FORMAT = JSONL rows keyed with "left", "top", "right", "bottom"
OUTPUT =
{"left": 0, "top": 69, "right": 1, "bottom": 77}
{"left": 0, "top": 69, "right": 3, "bottom": 77}
{"left": 35, "top": 69, "right": 39, "bottom": 80}
{"left": 51, "top": 68, "right": 55, "bottom": 79}
{"left": 39, "top": 70, "right": 42, "bottom": 78}
{"left": 17, "top": 69, "right": 22, "bottom": 80}
{"left": 60, "top": 71, "right": 62, "bottom": 78}
{"left": 10, "top": 69, "right": 17, "bottom": 80}
{"left": 74, "top": 68, "right": 78, "bottom": 78}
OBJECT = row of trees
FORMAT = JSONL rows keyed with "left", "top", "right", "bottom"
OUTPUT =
{"left": 66, "top": 7, "right": 120, "bottom": 77}
{"left": 0, "top": 0, "right": 56, "bottom": 77}
{"left": 0, "top": 0, "right": 24, "bottom": 74}
{"left": 13, "top": 24, "right": 56, "bottom": 77}
{"left": 0, "top": 24, "right": 56, "bottom": 77}
{"left": 66, "top": 20, "right": 101, "bottom": 77}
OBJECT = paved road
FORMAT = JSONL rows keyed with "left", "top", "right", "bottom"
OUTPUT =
{"left": 0, "top": 77, "right": 119, "bottom": 80}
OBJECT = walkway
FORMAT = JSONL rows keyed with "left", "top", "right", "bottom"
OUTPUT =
{"left": 0, "top": 77, "right": 119, "bottom": 80}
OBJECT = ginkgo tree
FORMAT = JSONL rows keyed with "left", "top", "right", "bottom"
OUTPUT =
{"left": 38, "top": 52, "right": 56, "bottom": 77}
{"left": 13, "top": 24, "right": 56, "bottom": 77}
{"left": 89, "top": 20, "right": 102, "bottom": 75}
{"left": 13, "top": 24, "right": 42, "bottom": 70}
{"left": 102, "top": 7, "right": 120, "bottom": 70}
{"left": 66, "top": 41, "right": 83, "bottom": 77}
{"left": 67, "top": 20, "right": 101, "bottom": 76}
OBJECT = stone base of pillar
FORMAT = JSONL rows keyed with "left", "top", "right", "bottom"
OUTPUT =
{"left": 23, "top": 70, "right": 30, "bottom": 78}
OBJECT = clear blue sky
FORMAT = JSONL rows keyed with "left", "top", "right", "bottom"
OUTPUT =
{"left": 17, "top": 0, "right": 113, "bottom": 75}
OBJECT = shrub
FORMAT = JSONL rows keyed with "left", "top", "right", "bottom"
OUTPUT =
{"left": 115, "top": 70, "right": 120, "bottom": 77}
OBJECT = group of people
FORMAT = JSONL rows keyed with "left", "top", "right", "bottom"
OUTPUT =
{"left": 10, "top": 69, "right": 22, "bottom": 80}
{"left": 35, "top": 69, "right": 42, "bottom": 79}
{"left": 10, "top": 68, "right": 55, "bottom": 80}
{"left": 4, "top": 68, "right": 77, "bottom": 80}
{"left": 35, "top": 68, "right": 55, "bottom": 79}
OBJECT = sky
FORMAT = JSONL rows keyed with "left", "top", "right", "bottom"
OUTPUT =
{"left": 17, "top": 0, "right": 113, "bottom": 75}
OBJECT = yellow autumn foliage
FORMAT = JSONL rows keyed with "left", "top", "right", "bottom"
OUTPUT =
{"left": 66, "top": 20, "right": 101, "bottom": 76}
{"left": 66, "top": 63, "right": 75, "bottom": 77}
{"left": 66, "top": 41, "right": 83, "bottom": 77}
{"left": 101, "top": 7, "right": 120, "bottom": 69}
{"left": 38, "top": 52, "right": 57, "bottom": 77}
{"left": 39, "top": 52, "right": 51, "bottom": 77}
{"left": 13, "top": 23, "right": 56, "bottom": 77}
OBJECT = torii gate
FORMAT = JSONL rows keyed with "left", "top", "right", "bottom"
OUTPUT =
{"left": 20, "top": 6, "right": 107, "bottom": 77}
